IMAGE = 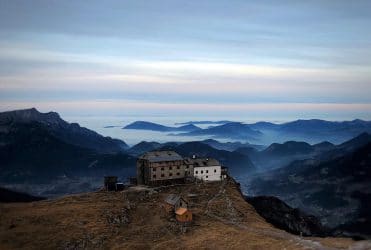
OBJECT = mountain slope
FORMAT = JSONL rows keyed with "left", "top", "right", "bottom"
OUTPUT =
{"left": 0, "top": 121, "right": 135, "bottom": 183}
{"left": 0, "top": 179, "right": 361, "bottom": 249}
{"left": 0, "top": 108, "right": 128, "bottom": 153}
{"left": 0, "top": 187, "right": 45, "bottom": 203}
{"left": 126, "top": 141, "right": 162, "bottom": 156}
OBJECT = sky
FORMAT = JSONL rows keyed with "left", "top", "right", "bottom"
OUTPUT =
{"left": 0, "top": 0, "right": 371, "bottom": 121}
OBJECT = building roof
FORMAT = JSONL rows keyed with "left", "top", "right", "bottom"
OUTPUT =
{"left": 185, "top": 157, "right": 221, "bottom": 168}
{"left": 139, "top": 151, "right": 183, "bottom": 162}
{"left": 164, "top": 194, "right": 181, "bottom": 206}
{"left": 175, "top": 207, "right": 188, "bottom": 215}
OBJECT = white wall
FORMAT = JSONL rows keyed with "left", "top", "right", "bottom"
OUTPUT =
{"left": 193, "top": 165, "right": 221, "bottom": 181}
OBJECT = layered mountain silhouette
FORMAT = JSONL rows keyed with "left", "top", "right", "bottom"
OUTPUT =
{"left": 123, "top": 119, "right": 371, "bottom": 144}
{"left": 174, "top": 120, "right": 233, "bottom": 125}
{"left": 158, "top": 141, "right": 255, "bottom": 174}
{"left": 179, "top": 122, "right": 263, "bottom": 140}
{"left": 123, "top": 121, "right": 200, "bottom": 132}
{"left": 246, "top": 133, "right": 371, "bottom": 239}
{"left": 201, "top": 139, "right": 264, "bottom": 151}
{"left": 126, "top": 139, "right": 263, "bottom": 156}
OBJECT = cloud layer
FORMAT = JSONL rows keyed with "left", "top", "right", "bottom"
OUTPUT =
{"left": 0, "top": 0, "right": 370, "bottom": 120}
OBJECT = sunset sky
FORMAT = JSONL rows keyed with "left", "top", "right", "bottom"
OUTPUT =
{"left": 0, "top": 0, "right": 371, "bottom": 121}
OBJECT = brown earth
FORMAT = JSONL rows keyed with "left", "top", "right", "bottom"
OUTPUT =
{"left": 0, "top": 179, "right": 370, "bottom": 250}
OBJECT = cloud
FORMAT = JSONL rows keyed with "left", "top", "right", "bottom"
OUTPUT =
{"left": 0, "top": 1, "right": 371, "bottom": 120}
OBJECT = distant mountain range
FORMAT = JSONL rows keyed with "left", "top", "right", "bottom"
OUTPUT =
{"left": 179, "top": 122, "right": 263, "bottom": 140}
{"left": 247, "top": 119, "right": 371, "bottom": 144}
{"left": 245, "top": 133, "right": 371, "bottom": 239}
{"left": 235, "top": 140, "right": 336, "bottom": 170}
{"left": 200, "top": 139, "right": 264, "bottom": 151}
{"left": 174, "top": 120, "right": 233, "bottom": 125}
{"left": 235, "top": 133, "right": 371, "bottom": 171}
{"left": 122, "top": 119, "right": 371, "bottom": 144}
{"left": 123, "top": 121, "right": 200, "bottom": 132}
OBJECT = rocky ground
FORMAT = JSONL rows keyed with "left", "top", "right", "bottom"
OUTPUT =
{"left": 0, "top": 179, "right": 369, "bottom": 249}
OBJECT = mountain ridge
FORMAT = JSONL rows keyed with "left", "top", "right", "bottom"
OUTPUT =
{"left": 0, "top": 108, "right": 128, "bottom": 153}
{"left": 123, "top": 121, "right": 200, "bottom": 132}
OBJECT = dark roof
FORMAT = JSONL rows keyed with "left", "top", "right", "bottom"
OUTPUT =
{"left": 184, "top": 157, "right": 220, "bottom": 167}
{"left": 164, "top": 194, "right": 183, "bottom": 205}
{"left": 139, "top": 151, "right": 183, "bottom": 162}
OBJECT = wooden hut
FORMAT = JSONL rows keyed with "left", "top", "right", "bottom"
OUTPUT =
{"left": 104, "top": 176, "right": 118, "bottom": 191}
{"left": 164, "top": 194, "right": 188, "bottom": 214}
{"left": 175, "top": 207, "right": 192, "bottom": 223}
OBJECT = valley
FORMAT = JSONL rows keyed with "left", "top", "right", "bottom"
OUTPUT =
{"left": 1, "top": 108, "right": 370, "bottom": 241}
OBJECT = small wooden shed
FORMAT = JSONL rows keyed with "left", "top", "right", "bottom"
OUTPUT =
{"left": 175, "top": 207, "right": 192, "bottom": 223}
{"left": 104, "top": 176, "right": 118, "bottom": 191}
{"left": 164, "top": 194, "right": 188, "bottom": 213}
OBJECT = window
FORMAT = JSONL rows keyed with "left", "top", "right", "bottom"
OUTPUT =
{"left": 153, "top": 175, "right": 156, "bottom": 179}
{"left": 161, "top": 174, "right": 165, "bottom": 177}
{"left": 214, "top": 169, "right": 217, "bottom": 173}
{"left": 169, "top": 166, "right": 172, "bottom": 170}
{"left": 153, "top": 168, "right": 156, "bottom": 172}
{"left": 206, "top": 176, "right": 208, "bottom": 178}
{"left": 161, "top": 167, "right": 164, "bottom": 171}
{"left": 186, "top": 215, "right": 188, "bottom": 218}
{"left": 169, "top": 173, "right": 172, "bottom": 176}
{"left": 195, "top": 171, "right": 198, "bottom": 174}
{"left": 177, "top": 172, "right": 180, "bottom": 175}
{"left": 177, "top": 166, "right": 180, "bottom": 169}
{"left": 206, "top": 170, "right": 209, "bottom": 173}
{"left": 201, "top": 170, "right": 203, "bottom": 174}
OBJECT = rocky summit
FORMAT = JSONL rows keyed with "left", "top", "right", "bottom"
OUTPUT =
{"left": 0, "top": 178, "right": 368, "bottom": 250}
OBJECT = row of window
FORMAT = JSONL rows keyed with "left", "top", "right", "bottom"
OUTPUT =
{"left": 153, "top": 166, "right": 181, "bottom": 171}
{"left": 152, "top": 161, "right": 181, "bottom": 167}
{"left": 195, "top": 169, "right": 217, "bottom": 174}
{"left": 153, "top": 172, "right": 181, "bottom": 179}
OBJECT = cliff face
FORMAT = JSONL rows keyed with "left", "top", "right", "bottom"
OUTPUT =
{"left": 0, "top": 179, "right": 367, "bottom": 250}
{"left": 245, "top": 196, "right": 327, "bottom": 237}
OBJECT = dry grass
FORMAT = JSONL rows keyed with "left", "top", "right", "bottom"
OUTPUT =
{"left": 0, "top": 179, "right": 368, "bottom": 249}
